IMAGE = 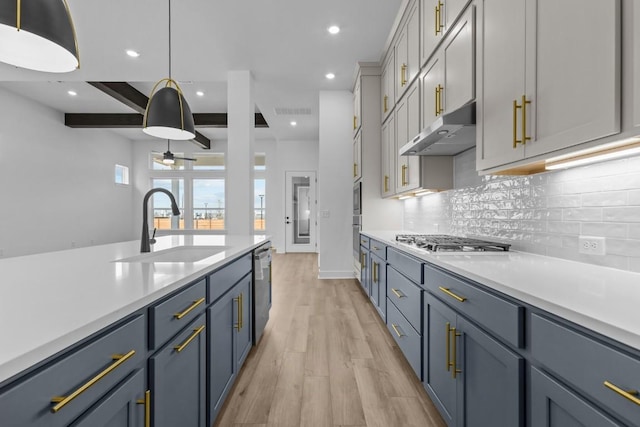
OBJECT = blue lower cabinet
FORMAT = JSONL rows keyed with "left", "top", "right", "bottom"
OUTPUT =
{"left": 150, "top": 313, "right": 207, "bottom": 427}
{"left": 369, "top": 253, "right": 386, "bottom": 321}
{"left": 530, "top": 367, "right": 623, "bottom": 427}
{"left": 70, "top": 369, "right": 147, "bottom": 427}
{"left": 387, "top": 300, "right": 422, "bottom": 378}
{"left": 208, "top": 274, "right": 253, "bottom": 425}
{"left": 360, "top": 247, "right": 370, "bottom": 294}
{"left": 424, "top": 294, "right": 524, "bottom": 427}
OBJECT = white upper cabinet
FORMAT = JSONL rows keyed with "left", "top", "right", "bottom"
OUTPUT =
{"left": 353, "top": 77, "right": 362, "bottom": 136}
{"left": 477, "top": 0, "right": 621, "bottom": 172}
{"left": 421, "top": 5, "right": 474, "bottom": 133}
{"left": 381, "top": 51, "right": 395, "bottom": 122}
{"left": 354, "top": 131, "right": 362, "bottom": 182}
{"left": 381, "top": 114, "right": 396, "bottom": 198}
{"left": 396, "top": 80, "right": 421, "bottom": 193}
{"left": 396, "top": 1, "right": 420, "bottom": 99}
{"left": 421, "top": 0, "right": 472, "bottom": 66}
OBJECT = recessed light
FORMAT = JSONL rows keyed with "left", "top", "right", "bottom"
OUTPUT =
{"left": 328, "top": 25, "right": 340, "bottom": 35}
{"left": 290, "top": 121, "right": 297, "bottom": 126}
{"left": 126, "top": 50, "right": 140, "bottom": 58}
{"left": 325, "top": 73, "right": 335, "bottom": 80}
{"left": 67, "top": 90, "right": 77, "bottom": 96}
{"left": 196, "top": 91, "right": 204, "bottom": 97}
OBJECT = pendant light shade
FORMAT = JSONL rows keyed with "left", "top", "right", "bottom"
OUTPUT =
{"left": 0, "top": 0, "right": 79, "bottom": 73}
{"left": 143, "top": 79, "right": 196, "bottom": 140}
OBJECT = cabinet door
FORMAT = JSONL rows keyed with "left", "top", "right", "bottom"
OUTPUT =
{"left": 359, "top": 248, "right": 370, "bottom": 294}
{"left": 70, "top": 369, "right": 146, "bottom": 427}
{"left": 406, "top": 1, "right": 420, "bottom": 87}
{"left": 208, "top": 292, "right": 237, "bottom": 422}
{"left": 421, "top": 0, "right": 444, "bottom": 66}
{"left": 234, "top": 277, "right": 253, "bottom": 369}
{"left": 353, "top": 77, "right": 361, "bottom": 135}
{"left": 370, "top": 253, "right": 386, "bottom": 321}
{"left": 444, "top": 0, "right": 470, "bottom": 29}
{"left": 524, "top": 0, "right": 620, "bottom": 158}
{"left": 530, "top": 367, "right": 623, "bottom": 427}
{"left": 353, "top": 132, "right": 362, "bottom": 182}
{"left": 457, "top": 317, "right": 524, "bottom": 427}
{"left": 442, "top": 5, "right": 475, "bottom": 115}
{"left": 406, "top": 81, "right": 422, "bottom": 191}
{"left": 381, "top": 115, "right": 396, "bottom": 197}
{"left": 382, "top": 51, "right": 395, "bottom": 122}
{"left": 424, "top": 294, "right": 457, "bottom": 426}
{"left": 150, "top": 313, "right": 206, "bottom": 427}
{"left": 476, "top": 0, "right": 526, "bottom": 170}
{"left": 420, "top": 55, "right": 444, "bottom": 134}
{"left": 396, "top": 26, "right": 409, "bottom": 99}
{"left": 395, "top": 96, "right": 409, "bottom": 193}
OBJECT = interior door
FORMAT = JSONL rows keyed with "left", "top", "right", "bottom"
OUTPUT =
{"left": 285, "top": 171, "right": 317, "bottom": 253}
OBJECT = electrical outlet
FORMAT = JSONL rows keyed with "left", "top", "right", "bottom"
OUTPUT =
{"left": 579, "top": 236, "right": 606, "bottom": 256}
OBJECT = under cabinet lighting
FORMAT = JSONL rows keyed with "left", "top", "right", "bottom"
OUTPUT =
{"left": 398, "top": 195, "right": 414, "bottom": 200}
{"left": 545, "top": 137, "right": 640, "bottom": 170}
{"left": 415, "top": 190, "right": 436, "bottom": 197}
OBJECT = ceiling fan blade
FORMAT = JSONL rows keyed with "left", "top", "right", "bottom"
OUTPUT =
{"left": 174, "top": 156, "right": 197, "bottom": 161}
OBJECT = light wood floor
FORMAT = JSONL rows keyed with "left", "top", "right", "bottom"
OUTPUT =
{"left": 214, "top": 253, "right": 447, "bottom": 427}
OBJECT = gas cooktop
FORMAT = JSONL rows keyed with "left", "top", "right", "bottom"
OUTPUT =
{"left": 395, "top": 234, "right": 511, "bottom": 252}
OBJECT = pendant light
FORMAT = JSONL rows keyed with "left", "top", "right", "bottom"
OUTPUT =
{"left": 0, "top": 0, "right": 79, "bottom": 73}
{"left": 143, "top": 0, "right": 195, "bottom": 140}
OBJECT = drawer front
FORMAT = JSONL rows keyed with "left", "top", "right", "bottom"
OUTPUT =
{"left": 0, "top": 314, "right": 145, "bottom": 427}
{"left": 149, "top": 278, "right": 206, "bottom": 350}
{"left": 360, "top": 234, "right": 370, "bottom": 249}
{"left": 531, "top": 313, "right": 640, "bottom": 426}
{"left": 424, "top": 264, "right": 523, "bottom": 348}
{"left": 387, "top": 300, "right": 422, "bottom": 379}
{"left": 369, "top": 239, "right": 386, "bottom": 260}
{"left": 208, "top": 253, "right": 252, "bottom": 304}
{"left": 387, "top": 248, "right": 423, "bottom": 284}
{"left": 387, "top": 266, "right": 423, "bottom": 333}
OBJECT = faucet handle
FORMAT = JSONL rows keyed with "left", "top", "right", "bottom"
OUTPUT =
{"left": 150, "top": 228, "right": 157, "bottom": 245}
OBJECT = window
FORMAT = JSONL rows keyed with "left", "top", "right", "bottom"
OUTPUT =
{"left": 193, "top": 179, "right": 225, "bottom": 229}
{"left": 115, "top": 164, "right": 129, "bottom": 185}
{"left": 149, "top": 151, "right": 226, "bottom": 231}
{"left": 151, "top": 178, "right": 184, "bottom": 230}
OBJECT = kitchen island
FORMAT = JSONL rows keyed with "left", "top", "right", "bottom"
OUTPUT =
{"left": 0, "top": 234, "right": 269, "bottom": 427}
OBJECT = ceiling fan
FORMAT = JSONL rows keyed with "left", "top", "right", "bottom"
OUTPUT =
{"left": 154, "top": 140, "right": 197, "bottom": 165}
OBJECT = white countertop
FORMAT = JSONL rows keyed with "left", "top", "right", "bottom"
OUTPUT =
{"left": 0, "top": 234, "right": 269, "bottom": 385}
{"left": 362, "top": 231, "right": 640, "bottom": 351}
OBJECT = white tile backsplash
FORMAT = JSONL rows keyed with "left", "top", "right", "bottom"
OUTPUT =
{"left": 404, "top": 148, "right": 640, "bottom": 272}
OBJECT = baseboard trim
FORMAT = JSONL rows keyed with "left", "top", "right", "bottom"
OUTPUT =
{"left": 318, "top": 270, "right": 355, "bottom": 279}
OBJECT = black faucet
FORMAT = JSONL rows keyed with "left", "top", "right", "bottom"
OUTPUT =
{"left": 141, "top": 188, "right": 181, "bottom": 252}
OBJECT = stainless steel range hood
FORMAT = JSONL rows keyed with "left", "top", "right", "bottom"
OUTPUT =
{"left": 399, "top": 102, "right": 476, "bottom": 156}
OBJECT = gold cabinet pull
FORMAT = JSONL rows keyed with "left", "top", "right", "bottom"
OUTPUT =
{"left": 353, "top": 162, "right": 357, "bottom": 178}
{"left": 513, "top": 99, "right": 522, "bottom": 148}
{"left": 384, "top": 175, "right": 389, "bottom": 193}
{"left": 240, "top": 292, "right": 244, "bottom": 330}
{"left": 435, "top": 85, "right": 439, "bottom": 116}
{"left": 604, "top": 381, "right": 640, "bottom": 406}
{"left": 360, "top": 252, "right": 366, "bottom": 267}
{"left": 174, "top": 297, "right": 205, "bottom": 320}
{"left": 439, "top": 286, "right": 467, "bottom": 302}
{"left": 353, "top": 115, "right": 357, "bottom": 130}
{"left": 401, "top": 164, "right": 408, "bottom": 186}
{"left": 174, "top": 325, "right": 205, "bottom": 353}
{"left": 383, "top": 95, "right": 388, "bottom": 113}
{"left": 373, "top": 262, "right": 378, "bottom": 283}
{"left": 521, "top": 94, "right": 531, "bottom": 146}
{"left": 391, "top": 324, "right": 404, "bottom": 338}
{"left": 435, "top": 1, "right": 444, "bottom": 35}
{"left": 436, "top": 84, "right": 444, "bottom": 115}
{"left": 445, "top": 322, "right": 452, "bottom": 372}
{"left": 401, "top": 64, "right": 408, "bottom": 87}
{"left": 451, "top": 326, "right": 462, "bottom": 379}
{"left": 136, "top": 390, "right": 151, "bottom": 427}
{"left": 51, "top": 349, "right": 136, "bottom": 413}
{"left": 391, "top": 288, "right": 404, "bottom": 298}
{"left": 234, "top": 295, "right": 241, "bottom": 331}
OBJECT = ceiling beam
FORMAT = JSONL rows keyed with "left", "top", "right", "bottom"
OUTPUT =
{"left": 65, "top": 113, "right": 269, "bottom": 128}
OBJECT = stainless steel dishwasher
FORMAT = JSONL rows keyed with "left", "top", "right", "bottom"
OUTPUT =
{"left": 253, "top": 243, "right": 272, "bottom": 345}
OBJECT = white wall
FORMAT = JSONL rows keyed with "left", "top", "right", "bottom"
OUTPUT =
{"left": 318, "top": 91, "right": 353, "bottom": 278}
{"left": 0, "top": 87, "right": 135, "bottom": 258}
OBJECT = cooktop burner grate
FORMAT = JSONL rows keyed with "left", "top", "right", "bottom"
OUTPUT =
{"left": 395, "top": 234, "right": 510, "bottom": 252}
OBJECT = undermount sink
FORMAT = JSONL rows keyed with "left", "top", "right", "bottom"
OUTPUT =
{"left": 114, "top": 246, "right": 229, "bottom": 263}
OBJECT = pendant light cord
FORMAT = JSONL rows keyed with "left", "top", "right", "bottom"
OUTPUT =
{"left": 168, "top": 0, "right": 172, "bottom": 79}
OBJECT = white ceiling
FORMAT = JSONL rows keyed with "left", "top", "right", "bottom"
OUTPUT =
{"left": 0, "top": 0, "right": 404, "bottom": 143}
